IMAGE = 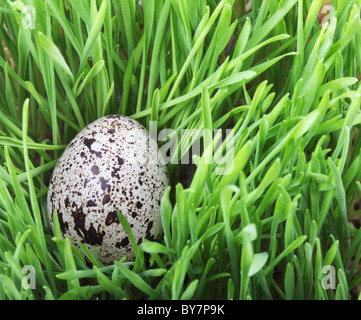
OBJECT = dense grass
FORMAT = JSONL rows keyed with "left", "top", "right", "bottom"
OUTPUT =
{"left": 0, "top": 0, "right": 361, "bottom": 300}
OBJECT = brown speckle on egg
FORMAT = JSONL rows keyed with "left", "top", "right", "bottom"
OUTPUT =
{"left": 47, "top": 115, "right": 168, "bottom": 265}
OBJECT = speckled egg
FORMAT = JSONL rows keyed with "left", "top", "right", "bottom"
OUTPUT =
{"left": 47, "top": 115, "right": 168, "bottom": 265}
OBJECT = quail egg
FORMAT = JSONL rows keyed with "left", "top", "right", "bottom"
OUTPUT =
{"left": 47, "top": 115, "right": 168, "bottom": 265}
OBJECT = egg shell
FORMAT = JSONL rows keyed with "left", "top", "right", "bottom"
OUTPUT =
{"left": 47, "top": 115, "right": 168, "bottom": 265}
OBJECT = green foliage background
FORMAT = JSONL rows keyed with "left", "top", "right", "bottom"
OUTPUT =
{"left": 0, "top": 0, "right": 361, "bottom": 299}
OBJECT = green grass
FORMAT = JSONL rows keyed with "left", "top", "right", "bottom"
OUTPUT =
{"left": 0, "top": 0, "right": 361, "bottom": 300}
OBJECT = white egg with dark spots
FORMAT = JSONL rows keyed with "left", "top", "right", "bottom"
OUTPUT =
{"left": 47, "top": 115, "right": 168, "bottom": 265}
